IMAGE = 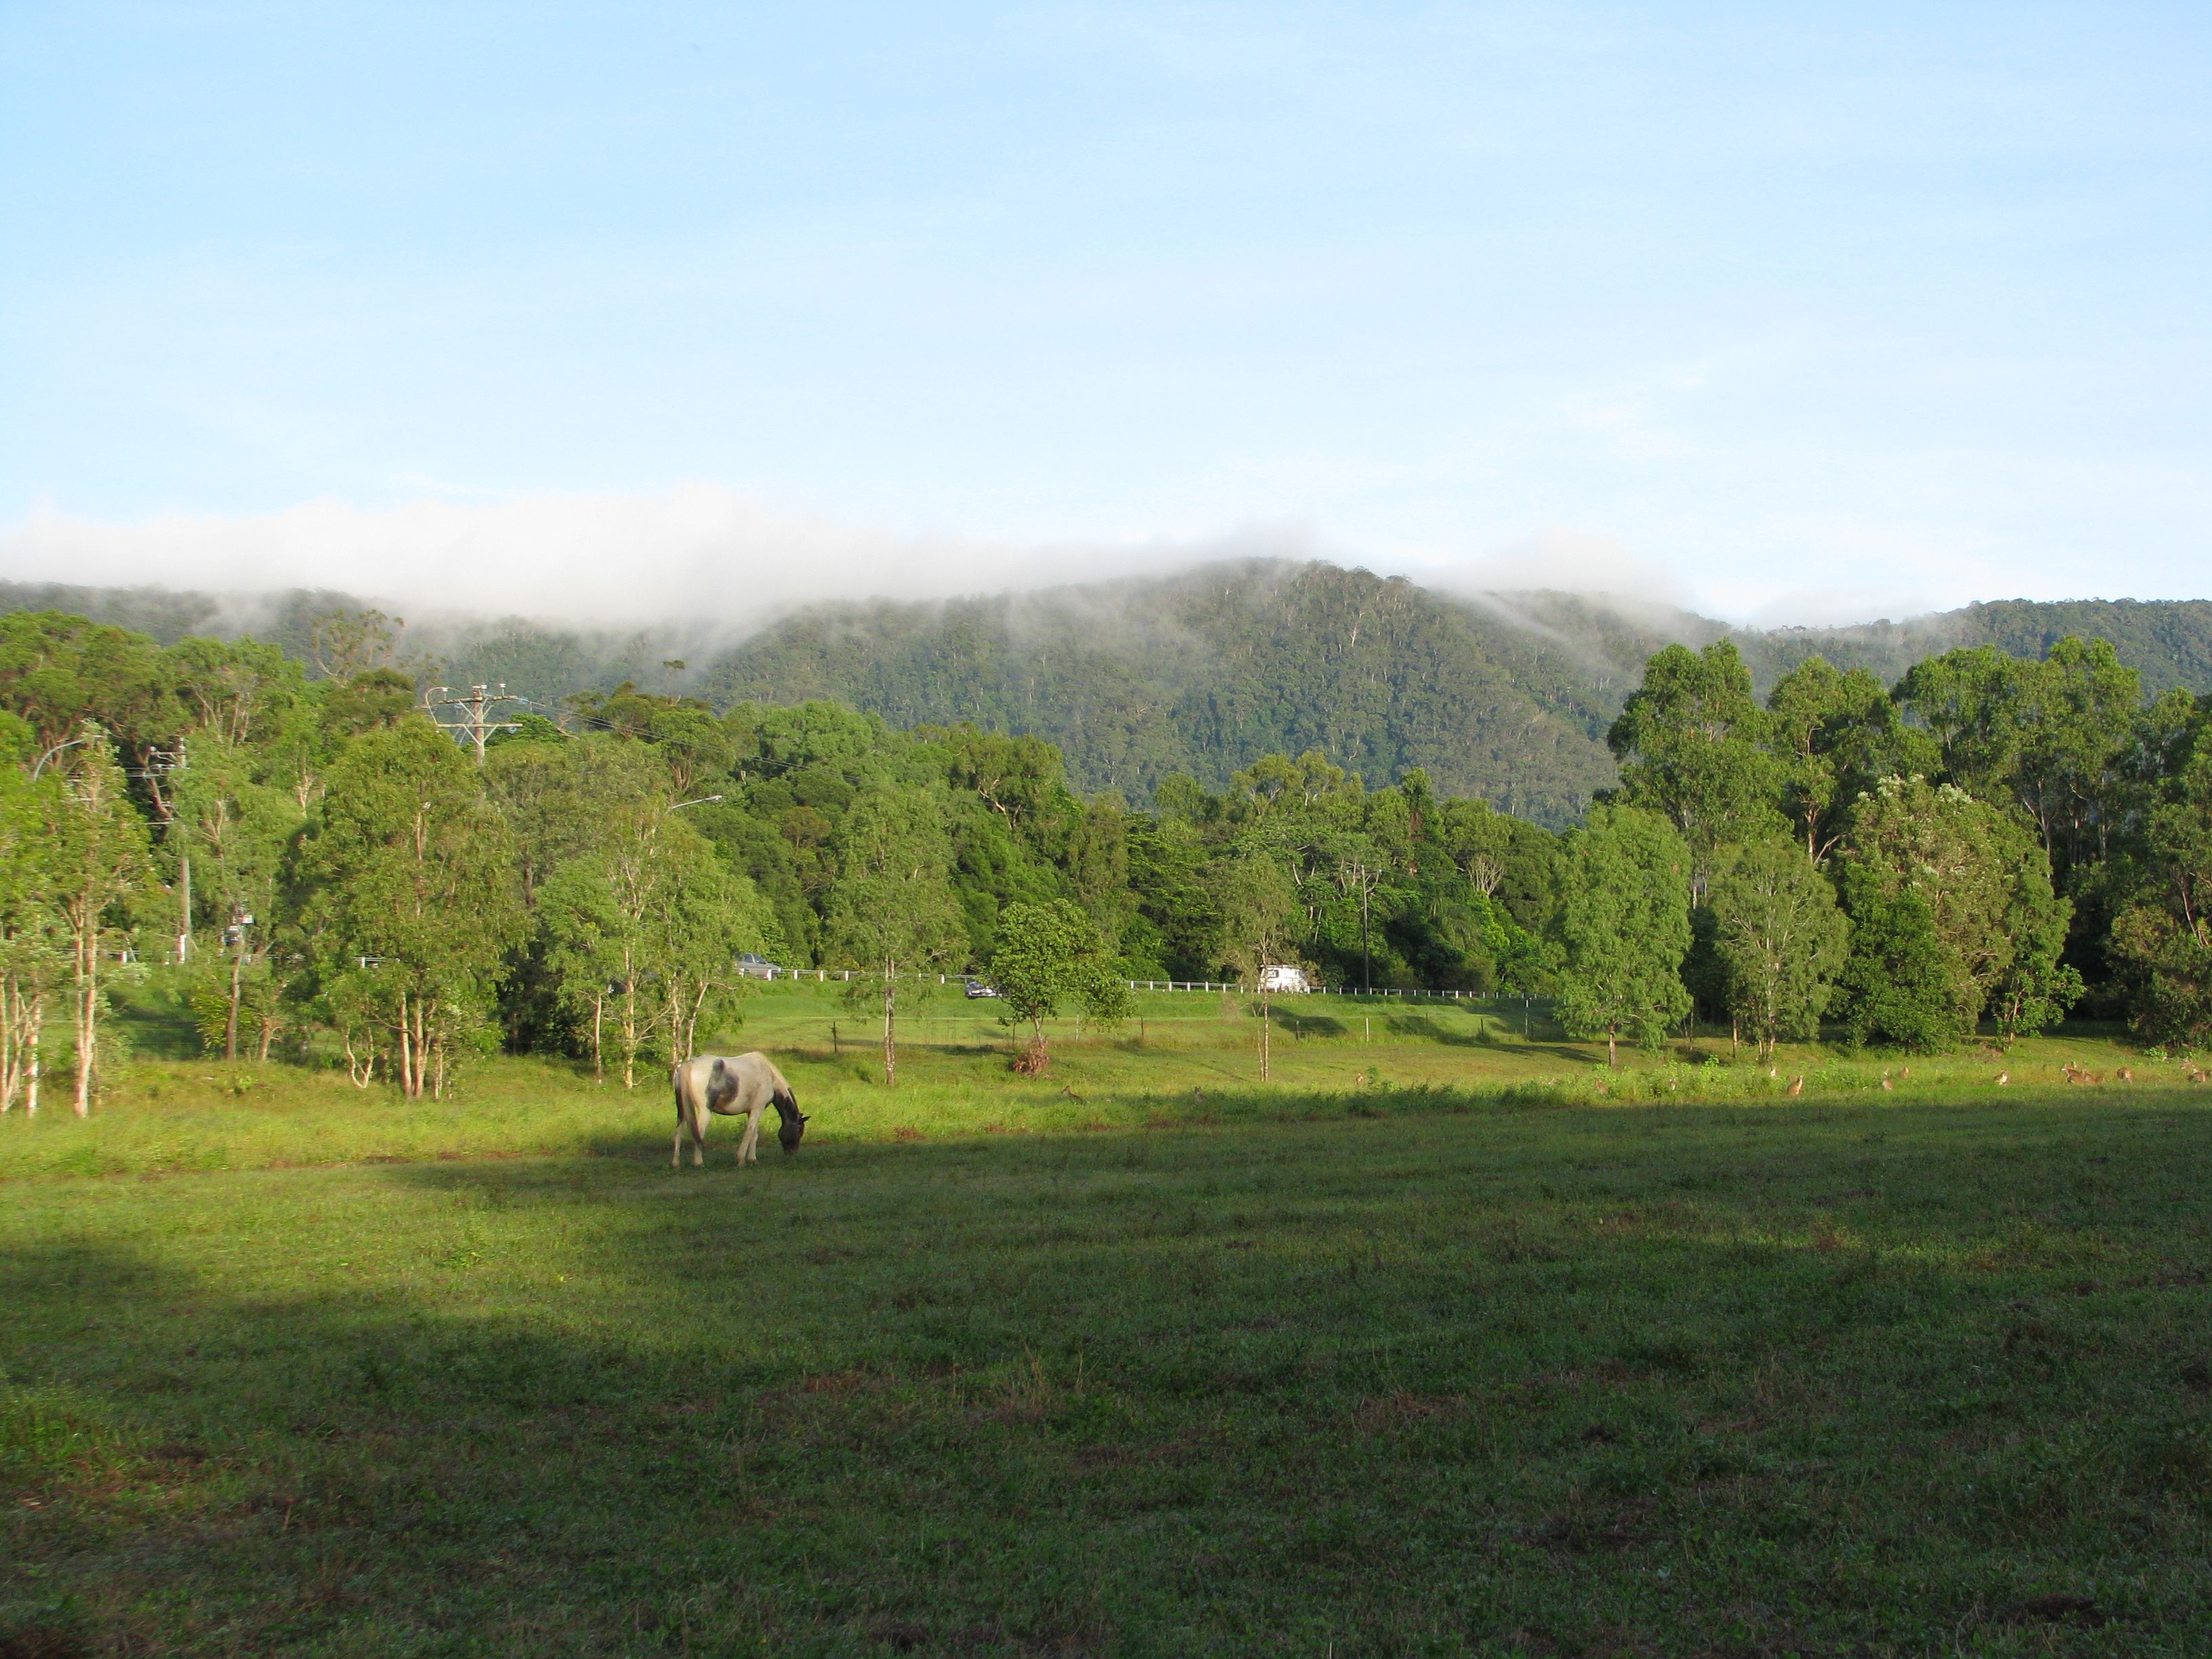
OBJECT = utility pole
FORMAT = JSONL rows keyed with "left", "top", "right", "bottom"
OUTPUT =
{"left": 424, "top": 684, "right": 524, "bottom": 765}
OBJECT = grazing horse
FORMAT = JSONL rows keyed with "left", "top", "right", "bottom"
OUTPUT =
{"left": 672, "top": 1052, "right": 806, "bottom": 1168}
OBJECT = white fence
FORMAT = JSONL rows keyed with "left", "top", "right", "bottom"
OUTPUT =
{"left": 1122, "top": 979, "right": 1514, "bottom": 1002}
{"left": 757, "top": 966, "right": 1526, "bottom": 1005}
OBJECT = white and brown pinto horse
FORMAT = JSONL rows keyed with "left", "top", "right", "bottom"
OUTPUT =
{"left": 671, "top": 1052, "right": 806, "bottom": 1168}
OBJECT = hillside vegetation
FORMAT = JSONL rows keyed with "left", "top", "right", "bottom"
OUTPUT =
{"left": 2, "top": 586, "right": 2208, "bottom": 1103}
{"left": 10, "top": 563, "right": 2211, "bottom": 823}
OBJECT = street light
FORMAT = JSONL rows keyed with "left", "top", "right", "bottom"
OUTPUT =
{"left": 670, "top": 794, "right": 724, "bottom": 811}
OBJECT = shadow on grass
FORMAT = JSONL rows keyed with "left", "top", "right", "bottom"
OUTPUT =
{"left": 1378, "top": 1014, "right": 1524, "bottom": 1048}
{"left": 1268, "top": 1011, "right": 1349, "bottom": 1040}
{"left": 9, "top": 1105, "right": 2212, "bottom": 1654}
{"left": 110, "top": 979, "right": 205, "bottom": 1062}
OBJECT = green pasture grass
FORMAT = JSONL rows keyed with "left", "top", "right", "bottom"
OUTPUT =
{"left": 5, "top": 979, "right": 2209, "bottom": 1652}
{"left": 3, "top": 975, "right": 2198, "bottom": 1182}
{"left": 5, "top": 1074, "right": 2212, "bottom": 1654}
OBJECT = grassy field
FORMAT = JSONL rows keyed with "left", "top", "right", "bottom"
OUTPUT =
{"left": 5, "top": 983, "right": 2211, "bottom": 1656}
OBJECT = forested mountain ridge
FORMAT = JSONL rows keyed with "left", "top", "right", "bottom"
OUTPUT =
{"left": 695, "top": 564, "right": 1628, "bottom": 823}
{"left": 7, "top": 565, "right": 2211, "bottom": 825}
{"left": 2, "top": 592, "right": 2207, "bottom": 1094}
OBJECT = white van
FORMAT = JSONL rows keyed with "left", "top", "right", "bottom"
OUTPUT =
{"left": 1258, "top": 964, "right": 1312, "bottom": 994}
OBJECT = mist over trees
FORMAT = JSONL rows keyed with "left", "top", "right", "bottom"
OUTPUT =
{"left": 0, "top": 585, "right": 2206, "bottom": 1102}
{"left": 15, "top": 564, "right": 2212, "bottom": 834}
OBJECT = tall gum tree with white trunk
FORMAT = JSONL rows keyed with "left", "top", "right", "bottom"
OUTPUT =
{"left": 538, "top": 806, "right": 779, "bottom": 1088}
{"left": 48, "top": 729, "right": 152, "bottom": 1114}
{"left": 301, "top": 720, "right": 524, "bottom": 1100}
{"left": 0, "top": 718, "right": 63, "bottom": 1114}
{"left": 823, "top": 787, "right": 967, "bottom": 1087}
{"left": 1707, "top": 836, "right": 1849, "bottom": 1061}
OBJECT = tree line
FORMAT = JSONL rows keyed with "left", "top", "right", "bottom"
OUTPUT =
{"left": 1591, "top": 635, "right": 2210, "bottom": 1059}
{"left": 0, "top": 607, "right": 2205, "bottom": 1113}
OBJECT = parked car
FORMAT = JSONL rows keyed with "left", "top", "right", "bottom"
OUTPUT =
{"left": 735, "top": 952, "right": 782, "bottom": 980}
{"left": 1258, "top": 964, "right": 1313, "bottom": 994}
{"left": 964, "top": 978, "right": 1002, "bottom": 999}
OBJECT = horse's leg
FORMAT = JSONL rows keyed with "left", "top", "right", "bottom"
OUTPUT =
{"left": 692, "top": 1105, "right": 708, "bottom": 1168}
{"left": 738, "top": 1103, "right": 762, "bottom": 1165}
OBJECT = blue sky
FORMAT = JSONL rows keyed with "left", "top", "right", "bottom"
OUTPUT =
{"left": 3, "top": 3, "right": 2207, "bottom": 626}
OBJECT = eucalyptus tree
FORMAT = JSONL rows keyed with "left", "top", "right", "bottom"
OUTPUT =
{"left": 1432, "top": 797, "right": 1563, "bottom": 941}
{"left": 486, "top": 732, "right": 668, "bottom": 903}
{"left": 1765, "top": 657, "right": 1912, "bottom": 865}
{"left": 647, "top": 820, "right": 776, "bottom": 1066}
{"left": 822, "top": 786, "right": 968, "bottom": 1086}
{"left": 2010, "top": 636, "right": 2142, "bottom": 875}
{"left": 47, "top": 730, "right": 153, "bottom": 1113}
{"left": 169, "top": 741, "right": 306, "bottom": 1060}
{"left": 300, "top": 720, "right": 525, "bottom": 1100}
{"left": 1893, "top": 645, "right": 2030, "bottom": 802}
{"left": 1830, "top": 884, "right": 1957, "bottom": 1051}
{"left": 1606, "top": 642, "right": 1784, "bottom": 892}
{"left": 0, "top": 611, "right": 177, "bottom": 763}
{"left": 2110, "top": 719, "right": 2212, "bottom": 1048}
{"left": 1328, "top": 833, "right": 1390, "bottom": 994}
{"left": 161, "top": 636, "right": 307, "bottom": 750}
{"left": 644, "top": 705, "right": 733, "bottom": 800}
{"left": 1836, "top": 775, "right": 2072, "bottom": 1042}
{"left": 536, "top": 855, "right": 623, "bottom": 1080}
{"left": 536, "top": 805, "right": 772, "bottom": 1088}
{"left": 1555, "top": 806, "right": 1692, "bottom": 1067}
{"left": 486, "top": 735, "right": 682, "bottom": 1054}
{"left": 0, "top": 718, "right": 62, "bottom": 1113}
{"left": 1706, "top": 837, "right": 1849, "bottom": 1060}
{"left": 1899, "top": 638, "right": 2142, "bottom": 878}
{"left": 1214, "top": 851, "right": 1302, "bottom": 1082}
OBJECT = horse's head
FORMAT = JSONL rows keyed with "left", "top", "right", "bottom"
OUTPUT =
{"left": 775, "top": 1090, "right": 807, "bottom": 1154}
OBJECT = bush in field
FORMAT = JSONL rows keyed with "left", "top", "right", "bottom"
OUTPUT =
{"left": 990, "top": 899, "right": 1130, "bottom": 1071}
{"left": 1832, "top": 884, "right": 1956, "bottom": 1052}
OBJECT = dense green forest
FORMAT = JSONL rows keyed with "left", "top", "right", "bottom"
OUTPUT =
{"left": 12, "top": 562, "right": 2212, "bottom": 827}
{"left": 0, "top": 596, "right": 2207, "bottom": 1115}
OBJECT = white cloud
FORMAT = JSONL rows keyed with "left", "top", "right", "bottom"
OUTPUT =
{"left": 0, "top": 488, "right": 1216, "bottom": 636}
{"left": 5, "top": 493, "right": 2019, "bottom": 643}
{"left": 1416, "top": 530, "right": 1691, "bottom": 609}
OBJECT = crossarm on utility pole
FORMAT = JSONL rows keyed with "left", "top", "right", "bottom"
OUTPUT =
{"left": 423, "top": 684, "right": 525, "bottom": 764}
